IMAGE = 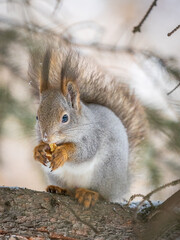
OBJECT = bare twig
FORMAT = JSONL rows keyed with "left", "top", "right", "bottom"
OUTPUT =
{"left": 52, "top": 0, "right": 63, "bottom": 15}
{"left": 135, "top": 179, "right": 180, "bottom": 213}
{"left": 132, "top": 0, "right": 158, "bottom": 33}
{"left": 62, "top": 35, "right": 137, "bottom": 54}
{"left": 167, "top": 82, "right": 180, "bottom": 95}
{"left": 127, "top": 194, "right": 154, "bottom": 208}
{"left": 167, "top": 25, "right": 180, "bottom": 37}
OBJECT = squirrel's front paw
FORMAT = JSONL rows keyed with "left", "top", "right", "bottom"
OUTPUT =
{"left": 34, "top": 142, "right": 50, "bottom": 166}
{"left": 50, "top": 143, "right": 75, "bottom": 171}
{"left": 75, "top": 188, "right": 99, "bottom": 208}
{"left": 50, "top": 146, "right": 68, "bottom": 171}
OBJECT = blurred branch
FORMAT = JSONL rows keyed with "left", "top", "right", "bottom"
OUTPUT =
{"left": 147, "top": 108, "right": 180, "bottom": 153}
{"left": 0, "top": 86, "right": 35, "bottom": 136}
{"left": 167, "top": 24, "right": 180, "bottom": 37}
{"left": 133, "top": 0, "right": 158, "bottom": 33}
{"left": 52, "top": 0, "right": 62, "bottom": 15}
{"left": 63, "top": 36, "right": 135, "bottom": 53}
{"left": 167, "top": 82, "right": 180, "bottom": 95}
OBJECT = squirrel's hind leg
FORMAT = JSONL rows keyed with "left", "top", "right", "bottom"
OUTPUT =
{"left": 46, "top": 186, "right": 99, "bottom": 208}
{"left": 75, "top": 188, "right": 99, "bottom": 208}
{"left": 46, "top": 185, "right": 71, "bottom": 196}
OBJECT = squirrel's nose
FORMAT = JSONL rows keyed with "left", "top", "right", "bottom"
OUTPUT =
{"left": 42, "top": 132, "right": 49, "bottom": 143}
{"left": 42, "top": 132, "right": 57, "bottom": 144}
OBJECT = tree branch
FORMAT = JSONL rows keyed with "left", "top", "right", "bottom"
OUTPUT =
{"left": 0, "top": 187, "right": 141, "bottom": 239}
{"left": 167, "top": 24, "right": 180, "bottom": 37}
{"left": 0, "top": 187, "right": 179, "bottom": 239}
{"left": 167, "top": 82, "right": 180, "bottom": 95}
{"left": 132, "top": 0, "right": 159, "bottom": 33}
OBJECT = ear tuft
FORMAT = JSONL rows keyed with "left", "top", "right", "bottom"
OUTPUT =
{"left": 40, "top": 48, "right": 51, "bottom": 93}
{"left": 60, "top": 52, "right": 81, "bottom": 111}
{"left": 62, "top": 80, "right": 81, "bottom": 111}
{"left": 67, "top": 81, "right": 80, "bottom": 110}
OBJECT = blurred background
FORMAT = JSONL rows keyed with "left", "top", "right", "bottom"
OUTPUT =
{"left": 0, "top": 0, "right": 180, "bottom": 201}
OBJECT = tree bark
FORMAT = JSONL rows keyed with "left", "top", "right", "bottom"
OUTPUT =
{"left": 0, "top": 187, "right": 179, "bottom": 240}
{"left": 0, "top": 187, "right": 141, "bottom": 239}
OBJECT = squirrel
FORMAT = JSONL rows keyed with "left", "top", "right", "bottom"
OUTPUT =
{"left": 29, "top": 42, "right": 146, "bottom": 208}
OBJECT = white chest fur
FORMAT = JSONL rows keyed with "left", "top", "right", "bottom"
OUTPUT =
{"left": 43, "top": 155, "right": 100, "bottom": 189}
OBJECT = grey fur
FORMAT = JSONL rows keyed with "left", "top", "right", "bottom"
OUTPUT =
{"left": 38, "top": 90, "right": 128, "bottom": 202}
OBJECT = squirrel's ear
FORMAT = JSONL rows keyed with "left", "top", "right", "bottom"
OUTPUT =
{"left": 40, "top": 49, "right": 51, "bottom": 93}
{"left": 62, "top": 79, "right": 81, "bottom": 111}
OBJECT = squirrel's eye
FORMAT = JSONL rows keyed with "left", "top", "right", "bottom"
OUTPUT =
{"left": 36, "top": 116, "right": 38, "bottom": 120}
{"left": 62, "top": 114, "right": 69, "bottom": 123}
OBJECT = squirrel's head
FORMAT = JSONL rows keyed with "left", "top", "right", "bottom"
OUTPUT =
{"left": 36, "top": 48, "right": 81, "bottom": 144}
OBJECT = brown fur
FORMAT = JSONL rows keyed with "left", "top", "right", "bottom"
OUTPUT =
{"left": 50, "top": 143, "right": 76, "bottom": 171}
{"left": 61, "top": 79, "right": 81, "bottom": 112}
{"left": 34, "top": 141, "right": 75, "bottom": 170}
{"left": 40, "top": 48, "right": 51, "bottom": 93}
{"left": 28, "top": 42, "right": 146, "bottom": 150}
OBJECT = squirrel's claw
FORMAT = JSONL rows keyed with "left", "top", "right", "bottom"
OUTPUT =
{"left": 34, "top": 142, "right": 50, "bottom": 166}
{"left": 46, "top": 185, "right": 70, "bottom": 195}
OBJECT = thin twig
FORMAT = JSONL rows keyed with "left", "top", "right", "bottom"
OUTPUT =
{"left": 136, "top": 178, "right": 180, "bottom": 214}
{"left": 167, "top": 82, "right": 180, "bottom": 95}
{"left": 53, "top": 0, "right": 61, "bottom": 14}
{"left": 63, "top": 36, "right": 134, "bottom": 53}
{"left": 132, "top": 0, "right": 158, "bottom": 33}
{"left": 167, "top": 25, "right": 180, "bottom": 37}
{"left": 127, "top": 194, "right": 154, "bottom": 208}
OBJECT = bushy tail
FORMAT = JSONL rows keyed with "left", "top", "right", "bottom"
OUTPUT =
{"left": 78, "top": 68, "right": 146, "bottom": 150}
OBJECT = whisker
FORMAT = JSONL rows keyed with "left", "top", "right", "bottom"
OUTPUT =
{"left": 64, "top": 122, "right": 100, "bottom": 133}
{"left": 64, "top": 126, "right": 111, "bottom": 137}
